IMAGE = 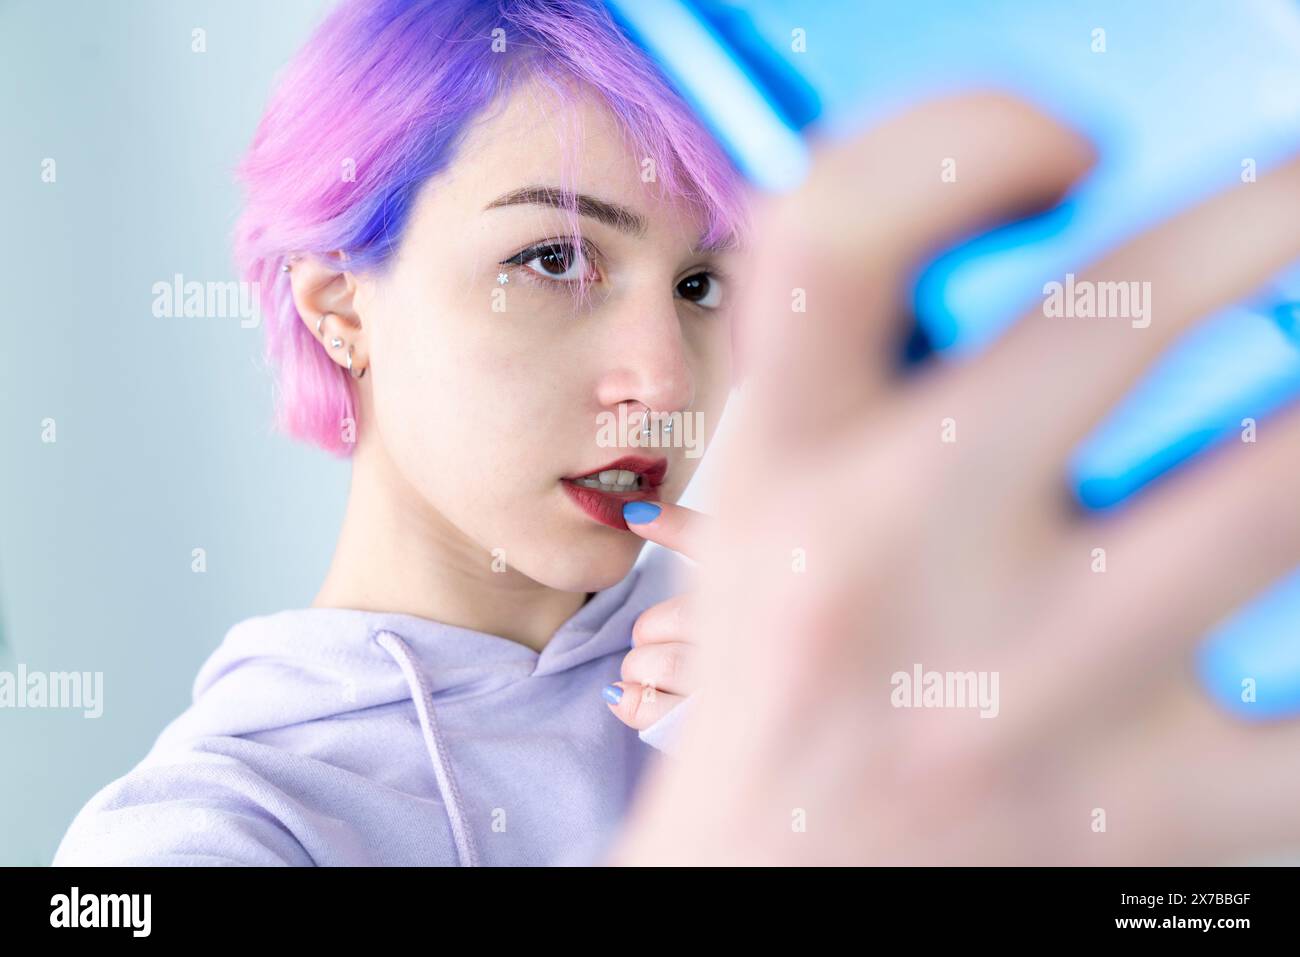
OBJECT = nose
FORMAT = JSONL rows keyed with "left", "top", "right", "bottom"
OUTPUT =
{"left": 593, "top": 293, "right": 694, "bottom": 416}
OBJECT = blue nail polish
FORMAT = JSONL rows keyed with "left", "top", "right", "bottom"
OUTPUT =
{"left": 602, "top": 684, "right": 624, "bottom": 705}
{"left": 623, "top": 501, "right": 661, "bottom": 524}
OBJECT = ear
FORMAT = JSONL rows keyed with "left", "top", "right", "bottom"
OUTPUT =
{"left": 285, "top": 251, "right": 370, "bottom": 379}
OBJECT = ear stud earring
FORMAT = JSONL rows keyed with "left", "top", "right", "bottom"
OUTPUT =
{"left": 316, "top": 312, "right": 366, "bottom": 379}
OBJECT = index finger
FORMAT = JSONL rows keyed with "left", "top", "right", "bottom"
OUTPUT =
{"left": 622, "top": 500, "right": 709, "bottom": 561}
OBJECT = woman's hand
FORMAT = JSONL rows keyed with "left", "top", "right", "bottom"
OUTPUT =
{"left": 610, "top": 93, "right": 1300, "bottom": 864}
{"left": 605, "top": 502, "right": 707, "bottom": 731}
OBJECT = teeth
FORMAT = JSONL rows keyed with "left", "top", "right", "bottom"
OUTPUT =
{"left": 574, "top": 469, "right": 641, "bottom": 492}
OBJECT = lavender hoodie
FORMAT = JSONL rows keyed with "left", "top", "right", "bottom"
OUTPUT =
{"left": 52, "top": 549, "right": 687, "bottom": 866}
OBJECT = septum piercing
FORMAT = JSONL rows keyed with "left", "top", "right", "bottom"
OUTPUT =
{"left": 640, "top": 407, "right": 675, "bottom": 436}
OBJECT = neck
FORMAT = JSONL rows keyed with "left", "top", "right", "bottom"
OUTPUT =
{"left": 311, "top": 432, "right": 587, "bottom": 653}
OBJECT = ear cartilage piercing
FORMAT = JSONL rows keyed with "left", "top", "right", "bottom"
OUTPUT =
{"left": 347, "top": 344, "right": 366, "bottom": 379}
{"left": 330, "top": 337, "right": 344, "bottom": 349}
{"left": 316, "top": 313, "right": 328, "bottom": 335}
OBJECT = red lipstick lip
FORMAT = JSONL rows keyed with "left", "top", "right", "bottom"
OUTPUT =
{"left": 560, "top": 455, "right": 668, "bottom": 530}
{"left": 560, "top": 480, "right": 661, "bottom": 531}
{"left": 563, "top": 455, "right": 668, "bottom": 488}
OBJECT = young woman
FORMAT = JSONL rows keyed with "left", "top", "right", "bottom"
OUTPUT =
{"left": 56, "top": 0, "right": 1300, "bottom": 870}
{"left": 53, "top": 0, "right": 746, "bottom": 866}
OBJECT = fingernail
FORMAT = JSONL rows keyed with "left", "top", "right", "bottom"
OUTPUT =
{"left": 623, "top": 501, "right": 661, "bottom": 524}
{"left": 602, "top": 683, "right": 624, "bottom": 705}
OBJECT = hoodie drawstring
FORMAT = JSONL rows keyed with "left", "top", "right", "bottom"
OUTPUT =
{"left": 374, "top": 630, "right": 480, "bottom": 867}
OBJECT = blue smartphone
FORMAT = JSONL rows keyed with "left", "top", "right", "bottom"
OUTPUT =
{"left": 608, "top": 0, "right": 1300, "bottom": 717}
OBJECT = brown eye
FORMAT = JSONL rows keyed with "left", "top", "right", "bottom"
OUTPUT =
{"left": 676, "top": 272, "right": 722, "bottom": 308}
{"left": 536, "top": 244, "right": 574, "bottom": 276}
{"left": 503, "top": 241, "right": 595, "bottom": 283}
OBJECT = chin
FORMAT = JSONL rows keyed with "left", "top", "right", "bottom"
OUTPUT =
{"left": 528, "top": 530, "right": 646, "bottom": 593}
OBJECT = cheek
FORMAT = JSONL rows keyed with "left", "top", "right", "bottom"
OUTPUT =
{"left": 365, "top": 286, "right": 571, "bottom": 516}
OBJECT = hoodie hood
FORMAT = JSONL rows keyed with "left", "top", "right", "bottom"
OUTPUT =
{"left": 160, "top": 551, "right": 674, "bottom": 745}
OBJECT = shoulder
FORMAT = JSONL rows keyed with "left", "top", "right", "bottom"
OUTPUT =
{"left": 52, "top": 741, "right": 315, "bottom": 867}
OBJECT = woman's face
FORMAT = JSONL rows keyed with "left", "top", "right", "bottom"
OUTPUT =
{"left": 348, "top": 78, "right": 738, "bottom": 592}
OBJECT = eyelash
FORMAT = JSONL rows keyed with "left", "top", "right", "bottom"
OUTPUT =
{"left": 498, "top": 239, "right": 725, "bottom": 310}
{"left": 500, "top": 239, "right": 601, "bottom": 287}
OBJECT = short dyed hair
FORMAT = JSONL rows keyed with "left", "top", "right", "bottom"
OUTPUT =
{"left": 233, "top": 0, "right": 747, "bottom": 456}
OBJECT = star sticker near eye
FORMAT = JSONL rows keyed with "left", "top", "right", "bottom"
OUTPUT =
{"left": 496, "top": 272, "right": 509, "bottom": 285}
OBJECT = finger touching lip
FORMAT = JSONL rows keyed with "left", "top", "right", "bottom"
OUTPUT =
{"left": 621, "top": 500, "right": 708, "bottom": 560}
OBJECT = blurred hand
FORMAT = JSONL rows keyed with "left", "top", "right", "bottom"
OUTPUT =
{"left": 612, "top": 93, "right": 1300, "bottom": 865}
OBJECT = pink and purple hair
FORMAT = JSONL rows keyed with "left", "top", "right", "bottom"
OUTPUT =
{"left": 233, "top": 0, "right": 748, "bottom": 457}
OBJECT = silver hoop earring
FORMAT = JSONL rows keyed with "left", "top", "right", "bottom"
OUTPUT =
{"left": 316, "top": 313, "right": 329, "bottom": 335}
{"left": 347, "top": 344, "right": 366, "bottom": 379}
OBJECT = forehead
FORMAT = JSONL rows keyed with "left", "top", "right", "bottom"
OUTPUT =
{"left": 434, "top": 74, "right": 708, "bottom": 244}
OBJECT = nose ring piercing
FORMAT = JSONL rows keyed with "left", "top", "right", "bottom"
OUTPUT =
{"left": 640, "top": 407, "right": 676, "bottom": 436}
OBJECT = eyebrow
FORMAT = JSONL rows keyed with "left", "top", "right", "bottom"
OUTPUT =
{"left": 483, "top": 185, "right": 647, "bottom": 236}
